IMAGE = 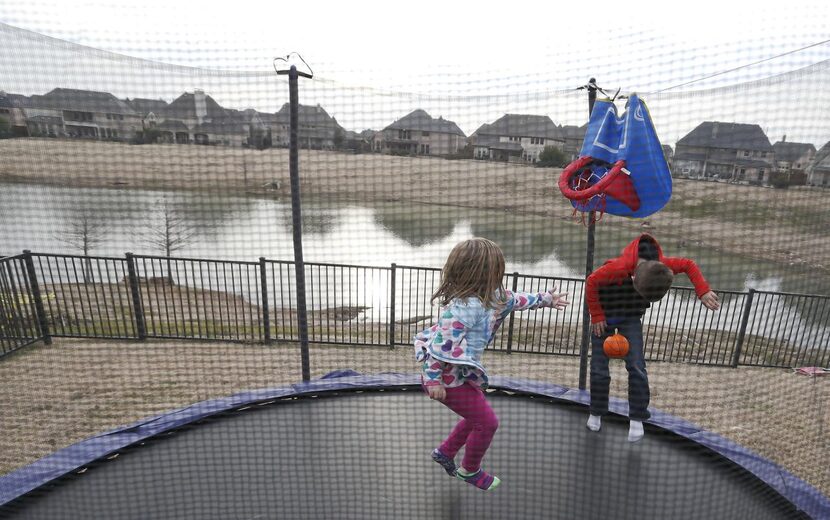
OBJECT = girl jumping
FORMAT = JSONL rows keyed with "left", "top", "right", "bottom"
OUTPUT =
{"left": 415, "top": 238, "right": 569, "bottom": 491}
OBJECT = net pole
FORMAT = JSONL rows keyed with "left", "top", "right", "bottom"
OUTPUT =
{"left": 287, "top": 65, "right": 311, "bottom": 381}
{"left": 578, "top": 78, "right": 598, "bottom": 390}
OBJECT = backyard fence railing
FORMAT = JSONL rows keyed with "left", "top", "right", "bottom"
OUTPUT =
{"left": 1, "top": 251, "right": 828, "bottom": 369}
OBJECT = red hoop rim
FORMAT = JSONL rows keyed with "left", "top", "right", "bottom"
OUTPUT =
{"left": 558, "top": 156, "right": 627, "bottom": 201}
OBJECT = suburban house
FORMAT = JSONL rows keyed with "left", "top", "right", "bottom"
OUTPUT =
{"left": 26, "top": 88, "right": 142, "bottom": 140}
{"left": 808, "top": 141, "right": 830, "bottom": 187}
{"left": 127, "top": 90, "right": 271, "bottom": 147}
{"left": 155, "top": 119, "right": 190, "bottom": 144}
{"left": 375, "top": 110, "right": 466, "bottom": 156}
{"left": 772, "top": 138, "right": 816, "bottom": 185}
{"left": 662, "top": 145, "right": 673, "bottom": 163}
{"left": 560, "top": 124, "right": 587, "bottom": 162}
{"left": 272, "top": 103, "right": 344, "bottom": 150}
{"left": 125, "top": 97, "right": 169, "bottom": 129}
{"left": 0, "top": 92, "right": 30, "bottom": 136}
{"left": 2, "top": 87, "right": 344, "bottom": 149}
{"left": 469, "top": 114, "right": 565, "bottom": 163}
{"left": 341, "top": 129, "right": 375, "bottom": 153}
{"left": 673, "top": 122, "right": 775, "bottom": 183}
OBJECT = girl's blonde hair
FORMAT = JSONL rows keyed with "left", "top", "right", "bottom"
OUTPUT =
{"left": 432, "top": 238, "right": 506, "bottom": 308}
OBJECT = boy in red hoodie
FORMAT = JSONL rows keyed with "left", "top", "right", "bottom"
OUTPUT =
{"left": 585, "top": 234, "right": 719, "bottom": 441}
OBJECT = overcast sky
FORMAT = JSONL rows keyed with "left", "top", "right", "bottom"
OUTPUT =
{"left": 1, "top": 0, "right": 829, "bottom": 145}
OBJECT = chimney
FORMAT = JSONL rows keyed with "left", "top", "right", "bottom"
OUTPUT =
{"left": 782, "top": 134, "right": 787, "bottom": 142}
{"left": 711, "top": 122, "right": 719, "bottom": 140}
{"left": 194, "top": 89, "right": 207, "bottom": 124}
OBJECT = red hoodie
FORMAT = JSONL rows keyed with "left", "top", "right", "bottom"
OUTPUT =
{"left": 586, "top": 234, "right": 711, "bottom": 323}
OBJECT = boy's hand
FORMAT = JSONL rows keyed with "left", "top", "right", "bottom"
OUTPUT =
{"left": 592, "top": 321, "right": 607, "bottom": 337}
{"left": 427, "top": 385, "right": 446, "bottom": 401}
{"left": 701, "top": 291, "right": 720, "bottom": 311}
{"left": 547, "top": 287, "right": 570, "bottom": 310}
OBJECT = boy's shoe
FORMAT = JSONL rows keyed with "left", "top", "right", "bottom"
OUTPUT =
{"left": 628, "top": 420, "right": 644, "bottom": 442}
{"left": 431, "top": 448, "right": 457, "bottom": 476}
{"left": 586, "top": 414, "right": 602, "bottom": 432}
{"left": 457, "top": 468, "right": 501, "bottom": 491}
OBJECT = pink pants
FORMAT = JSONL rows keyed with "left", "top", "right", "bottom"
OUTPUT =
{"left": 433, "top": 383, "right": 499, "bottom": 472}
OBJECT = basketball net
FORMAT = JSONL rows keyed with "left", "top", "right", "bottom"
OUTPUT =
{"left": 572, "top": 167, "right": 607, "bottom": 225}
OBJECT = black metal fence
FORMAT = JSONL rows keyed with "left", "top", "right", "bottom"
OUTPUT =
{"left": 1, "top": 251, "right": 828, "bottom": 368}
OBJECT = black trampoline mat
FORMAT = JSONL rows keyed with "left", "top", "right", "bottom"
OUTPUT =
{"left": 1, "top": 389, "right": 802, "bottom": 520}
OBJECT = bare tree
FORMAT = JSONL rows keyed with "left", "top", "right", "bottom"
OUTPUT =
{"left": 55, "top": 209, "right": 107, "bottom": 283}
{"left": 142, "top": 198, "right": 198, "bottom": 282}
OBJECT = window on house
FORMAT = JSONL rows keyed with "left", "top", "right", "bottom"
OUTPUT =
{"left": 743, "top": 151, "right": 749, "bottom": 157}
{"left": 758, "top": 171, "right": 764, "bottom": 180}
{"left": 422, "top": 131, "right": 430, "bottom": 137}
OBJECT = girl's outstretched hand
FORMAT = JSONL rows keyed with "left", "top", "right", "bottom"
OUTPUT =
{"left": 547, "top": 286, "right": 570, "bottom": 310}
{"left": 427, "top": 385, "right": 446, "bottom": 401}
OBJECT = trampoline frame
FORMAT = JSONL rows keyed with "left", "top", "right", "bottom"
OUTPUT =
{"left": 0, "top": 371, "right": 827, "bottom": 518}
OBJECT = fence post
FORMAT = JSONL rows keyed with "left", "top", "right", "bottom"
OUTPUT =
{"left": 505, "top": 272, "right": 519, "bottom": 354}
{"left": 125, "top": 253, "right": 146, "bottom": 340}
{"left": 732, "top": 288, "right": 755, "bottom": 367}
{"left": 22, "top": 250, "right": 51, "bottom": 345}
{"left": 260, "top": 257, "right": 271, "bottom": 345}
{"left": 389, "top": 263, "right": 396, "bottom": 349}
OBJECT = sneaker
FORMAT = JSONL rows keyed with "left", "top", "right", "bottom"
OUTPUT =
{"left": 586, "top": 414, "right": 602, "bottom": 432}
{"left": 457, "top": 468, "right": 501, "bottom": 491}
{"left": 431, "top": 448, "right": 457, "bottom": 476}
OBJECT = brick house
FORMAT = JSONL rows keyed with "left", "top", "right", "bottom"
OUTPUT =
{"left": 469, "top": 114, "right": 565, "bottom": 164}
{"left": 808, "top": 142, "right": 830, "bottom": 187}
{"left": 272, "top": 103, "right": 344, "bottom": 150}
{"left": 26, "top": 88, "right": 142, "bottom": 140}
{"left": 125, "top": 98, "right": 169, "bottom": 130}
{"left": 375, "top": 110, "right": 466, "bottom": 156}
{"left": 0, "top": 92, "right": 30, "bottom": 136}
{"left": 772, "top": 139, "right": 816, "bottom": 186}
{"left": 673, "top": 122, "right": 774, "bottom": 183}
{"left": 560, "top": 123, "right": 588, "bottom": 162}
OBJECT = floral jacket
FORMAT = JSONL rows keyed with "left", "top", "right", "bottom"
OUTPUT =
{"left": 415, "top": 290, "right": 555, "bottom": 389}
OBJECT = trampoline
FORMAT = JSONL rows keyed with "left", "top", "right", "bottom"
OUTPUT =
{"left": 0, "top": 372, "right": 827, "bottom": 519}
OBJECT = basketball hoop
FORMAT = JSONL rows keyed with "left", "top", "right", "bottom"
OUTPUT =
{"left": 558, "top": 156, "right": 640, "bottom": 224}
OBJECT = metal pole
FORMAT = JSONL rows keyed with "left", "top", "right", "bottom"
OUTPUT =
{"left": 22, "top": 250, "right": 51, "bottom": 345}
{"left": 389, "top": 263, "right": 396, "bottom": 349}
{"left": 287, "top": 65, "right": 311, "bottom": 381}
{"left": 125, "top": 253, "right": 146, "bottom": 340}
{"left": 505, "top": 272, "right": 520, "bottom": 354}
{"left": 259, "top": 257, "right": 271, "bottom": 345}
{"left": 578, "top": 78, "right": 598, "bottom": 390}
{"left": 732, "top": 289, "right": 755, "bottom": 367}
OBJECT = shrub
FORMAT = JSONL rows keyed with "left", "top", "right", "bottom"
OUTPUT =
{"left": 536, "top": 146, "right": 568, "bottom": 168}
{"left": 769, "top": 171, "right": 790, "bottom": 189}
{"left": 0, "top": 116, "right": 11, "bottom": 139}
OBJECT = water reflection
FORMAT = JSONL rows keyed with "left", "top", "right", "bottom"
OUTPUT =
{"left": 1, "top": 182, "right": 827, "bottom": 296}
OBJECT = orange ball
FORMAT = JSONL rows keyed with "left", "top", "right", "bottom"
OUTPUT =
{"left": 603, "top": 331, "right": 630, "bottom": 358}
